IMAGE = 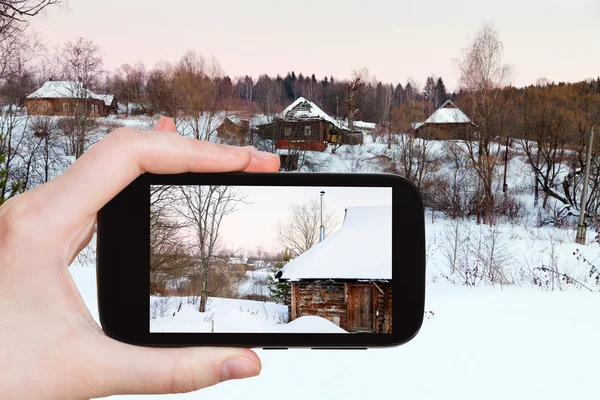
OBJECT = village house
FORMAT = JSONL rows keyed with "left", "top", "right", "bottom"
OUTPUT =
{"left": 277, "top": 205, "right": 392, "bottom": 333}
{"left": 26, "top": 80, "right": 116, "bottom": 117}
{"left": 257, "top": 97, "right": 363, "bottom": 152}
{"left": 215, "top": 116, "right": 252, "bottom": 145}
{"left": 413, "top": 99, "right": 476, "bottom": 140}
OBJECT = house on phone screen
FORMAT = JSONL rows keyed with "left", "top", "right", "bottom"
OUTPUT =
{"left": 256, "top": 97, "right": 363, "bottom": 153}
{"left": 276, "top": 205, "right": 392, "bottom": 333}
{"left": 413, "top": 100, "right": 476, "bottom": 140}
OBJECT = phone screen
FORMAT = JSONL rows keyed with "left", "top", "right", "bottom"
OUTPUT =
{"left": 150, "top": 185, "right": 392, "bottom": 334}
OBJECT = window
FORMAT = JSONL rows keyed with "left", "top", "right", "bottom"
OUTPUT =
{"left": 304, "top": 125, "right": 312, "bottom": 136}
{"left": 42, "top": 104, "right": 48, "bottom": 113}
{"left": 63, "top": 102, "right": 69, "bottom": 112}
{"left": 284, "top": 127, "right": 291, "bottom": 137}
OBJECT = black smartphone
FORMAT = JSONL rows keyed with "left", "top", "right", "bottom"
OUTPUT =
{"left": 97, "top": 172, "right": 425, "bottom": 348}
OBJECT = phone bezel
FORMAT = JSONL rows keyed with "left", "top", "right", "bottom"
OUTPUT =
{"left": 97, "top": 172, "right": 425, "bottom": 347}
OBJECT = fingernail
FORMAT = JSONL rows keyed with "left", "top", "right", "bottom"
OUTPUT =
{"left": 225, "top": 145, "right": 253, "bottom": 155}
{"left": 251, "top": 149, "right": 279, "bottom": 160}
{"left": 154, "top": 117, "right": 166, "bottom": 130}
{"left": 220, "top": 357, "right": 260, "bottom": 382}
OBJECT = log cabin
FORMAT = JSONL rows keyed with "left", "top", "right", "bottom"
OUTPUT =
{"left": 277, "top": 205, "right": 392, "bottom": 333}
{"left": 413, "top": 100, "right": 476, "bottom": 140}
{"left": 26, "top": 80, "right": 116, "bottom": 117}
{"left": 257, "top": 97, "right": 363, "bottom": 152}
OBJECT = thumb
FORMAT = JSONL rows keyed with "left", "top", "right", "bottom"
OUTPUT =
{"left": 153, "top": 116, "right": 178, "bottom": 133}
{"left": 86, "top": 335, "right": 261, "bottom": 397}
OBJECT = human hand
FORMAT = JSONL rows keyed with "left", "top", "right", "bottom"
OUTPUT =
{"left": 0, "top": 117, "right": 279, "bottom": 399}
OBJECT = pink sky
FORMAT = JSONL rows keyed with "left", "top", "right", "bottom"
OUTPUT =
{"left": 33, "top": 0, "right": 599, "bottom": 90}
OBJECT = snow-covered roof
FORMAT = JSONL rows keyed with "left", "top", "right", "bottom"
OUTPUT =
{"left": 419, "top": 100, "right": 471, "bottom": 126}
{"left": 279, "top": 97, "right": 343, "bottom": 129}
{"left": 27, "top": 81, "right": 94, "bottom": 99}
{"left": 27, "top": 81, "right": 115, "bottom": 105}
{"left": 279, "top": 205, "right": 392, "bottom": 281}
{"left": 93, "top": 94, "right": 115, "bottom": 106}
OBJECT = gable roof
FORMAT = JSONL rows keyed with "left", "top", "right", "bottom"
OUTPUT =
{"left": 27, "top": 81, "right": 94, "bottom": 99}
{"left": 415, "top": 100, "right": 472, "bottom": 130}
{"left": 27, "top": 81, "right": 115, "bottom": 105}
{"left": 93, "top": 94, "right": 115, "bottom": 106}
{"left": 278, "top": 205, "right": 392, "bottom": 281}
{"left": 279, "top": 97, "right": 343, "bottom": 128}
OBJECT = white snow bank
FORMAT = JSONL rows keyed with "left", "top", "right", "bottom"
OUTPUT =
{"left": 275, "top": 316, "right": 347, "bottom": 333}
{"left": 280, "top": 205, "right": 392, "bottom": 280}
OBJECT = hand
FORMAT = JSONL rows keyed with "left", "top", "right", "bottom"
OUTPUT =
{"left": 0, "top": 117, "right": 279, "bottom": 399}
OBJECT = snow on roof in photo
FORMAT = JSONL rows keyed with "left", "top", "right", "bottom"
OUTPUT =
{"left": 279, "top": 97, "right": 343, "bottom": 128}
{"left": 421, "top": 100, "right": 471, "bottom": 125}
{"left": 27, "top": 80, "right": 95, "bottom": 99}
{"left": 279, "top": 205, "right": 392, "bottom": 281}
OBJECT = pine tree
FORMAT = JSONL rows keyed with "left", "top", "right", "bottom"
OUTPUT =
{"left": 268, "top": 249, "right": 292, "bottom": 304}
{"left": 596, "top": 77, "right": 600, "bottom": 94}
{"left": 435, "top": 77, "right": 448, "bottom": 107}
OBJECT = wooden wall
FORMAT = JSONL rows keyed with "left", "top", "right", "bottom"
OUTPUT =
{"left": 291, "top": 281, "right": 392, "bottom": 333}
{"left": 26, "top": 98, "right": 106, "bottom": 117}
{"left": 414, "top": 123, "right": 472, "bottom": 140}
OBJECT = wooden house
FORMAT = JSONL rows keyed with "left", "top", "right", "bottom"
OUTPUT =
{"left": 413, "top": 100, "right": 476, "bottom": 140}
{"left": 26, "top": 80, "right": 115, "bottom": 117}
{"left": 277, "top": 205, "right": 392, "bottom": 333}
{"left": 216, "top": 116, "right": 252, "bottom": 145}
{"left": 257, "top": 97, "right": 363, "bottom": 152}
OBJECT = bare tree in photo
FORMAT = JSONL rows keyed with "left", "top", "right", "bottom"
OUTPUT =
{"left": 276, "top": 199, "right": 338, "bottom": 256}
{"left": 175, "top": 185, "right": 247, "bottom": 312}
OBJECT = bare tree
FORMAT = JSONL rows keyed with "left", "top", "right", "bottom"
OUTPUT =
{"left": 175, "top": 185, "right": 247, "bottom": 312}
{"left": 54, "top": 37, "right": 104, "bottom": 158}
{"left": 457, "top": 22, "right": 513, "bottom": 224}
{"left": 113, "top": 62, "right": 148, "bottom": 116}
{"left": 175, "top": 52, "right": 223, "bottom": 141}
{"left": 276, "top": 199, "right": 338, "bottom": 256}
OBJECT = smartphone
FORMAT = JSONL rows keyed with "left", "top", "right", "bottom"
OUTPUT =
{"left": 97, "top": 172, "right": 425, "bottom": 348}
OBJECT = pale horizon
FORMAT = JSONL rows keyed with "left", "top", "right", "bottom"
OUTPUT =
{"left": 31, "top": 0, "right": 600, "bottom": 91}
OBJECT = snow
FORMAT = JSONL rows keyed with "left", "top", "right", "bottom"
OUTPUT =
{"left": 279, "top": 97, "right": 343, "bottom": 128}
{"left": 421, "top": 100, "right": 472, "bottom": 125}
{"left": 26, "top": 80, "right": 95, "bottom": 99}
{"left": 93, "top": 93, "right": 115, "bottom": 106}
{"left": 149, "top": 296, "right": 346, "bottom": 333}
{"left": 280, "top": 205, "right": 392, "bottom": 281}
{"left": 65, "top": 263, "right": 600, "bottom": 400}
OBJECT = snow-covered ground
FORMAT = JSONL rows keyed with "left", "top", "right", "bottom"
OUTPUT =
{"left": 69, "top": 263, "right": 600, "bottom": 400}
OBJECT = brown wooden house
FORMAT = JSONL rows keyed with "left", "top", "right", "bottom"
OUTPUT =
{"left": 216, "top": 116, "right": 252, "bottom": 145}
{"left": 413, "top": 100, "right": 476, "bottom": 140}
{"left": 277, "top": 205, "right": 392, "bottom": 333}
{"left": 26, "top": 80, "right": 115, "bottom": 117}
{"left": 257, "top": 97, "right": 362, "bottom": 152}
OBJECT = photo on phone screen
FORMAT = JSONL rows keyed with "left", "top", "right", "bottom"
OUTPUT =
{"left": 150, "top": 185, "right": 392, "bottom": 334}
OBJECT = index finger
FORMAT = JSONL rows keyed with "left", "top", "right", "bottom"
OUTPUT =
{"left": 30, "top": 128, "right": 277, "bottom": 228}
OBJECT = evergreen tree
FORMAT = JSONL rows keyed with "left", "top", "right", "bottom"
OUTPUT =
{"left": 268, "top": 249, "right": 292, "bottom": 304}
{"left": 596, "top": 77, "right": 600, "bottom": 94}
{"left": 435, "top": 77, "right": 448, "bottom": 107}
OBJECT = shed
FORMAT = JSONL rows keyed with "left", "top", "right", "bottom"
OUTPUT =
{"left": 277, "top": 205, "right": 392, "bottom": 333}
{"left": 413, "top": 100, "right": 476, "bottom": 140}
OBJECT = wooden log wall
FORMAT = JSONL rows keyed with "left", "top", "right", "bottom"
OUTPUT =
{"left": 292, "top": 282, "right": 347, "bottom": 328}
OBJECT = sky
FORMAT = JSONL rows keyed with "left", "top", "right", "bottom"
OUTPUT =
{"left": 31, "top": 0, "right": 600, "bottom": 91}
{"left": 157, "top": 186, "right": 392, "bottom": 256}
